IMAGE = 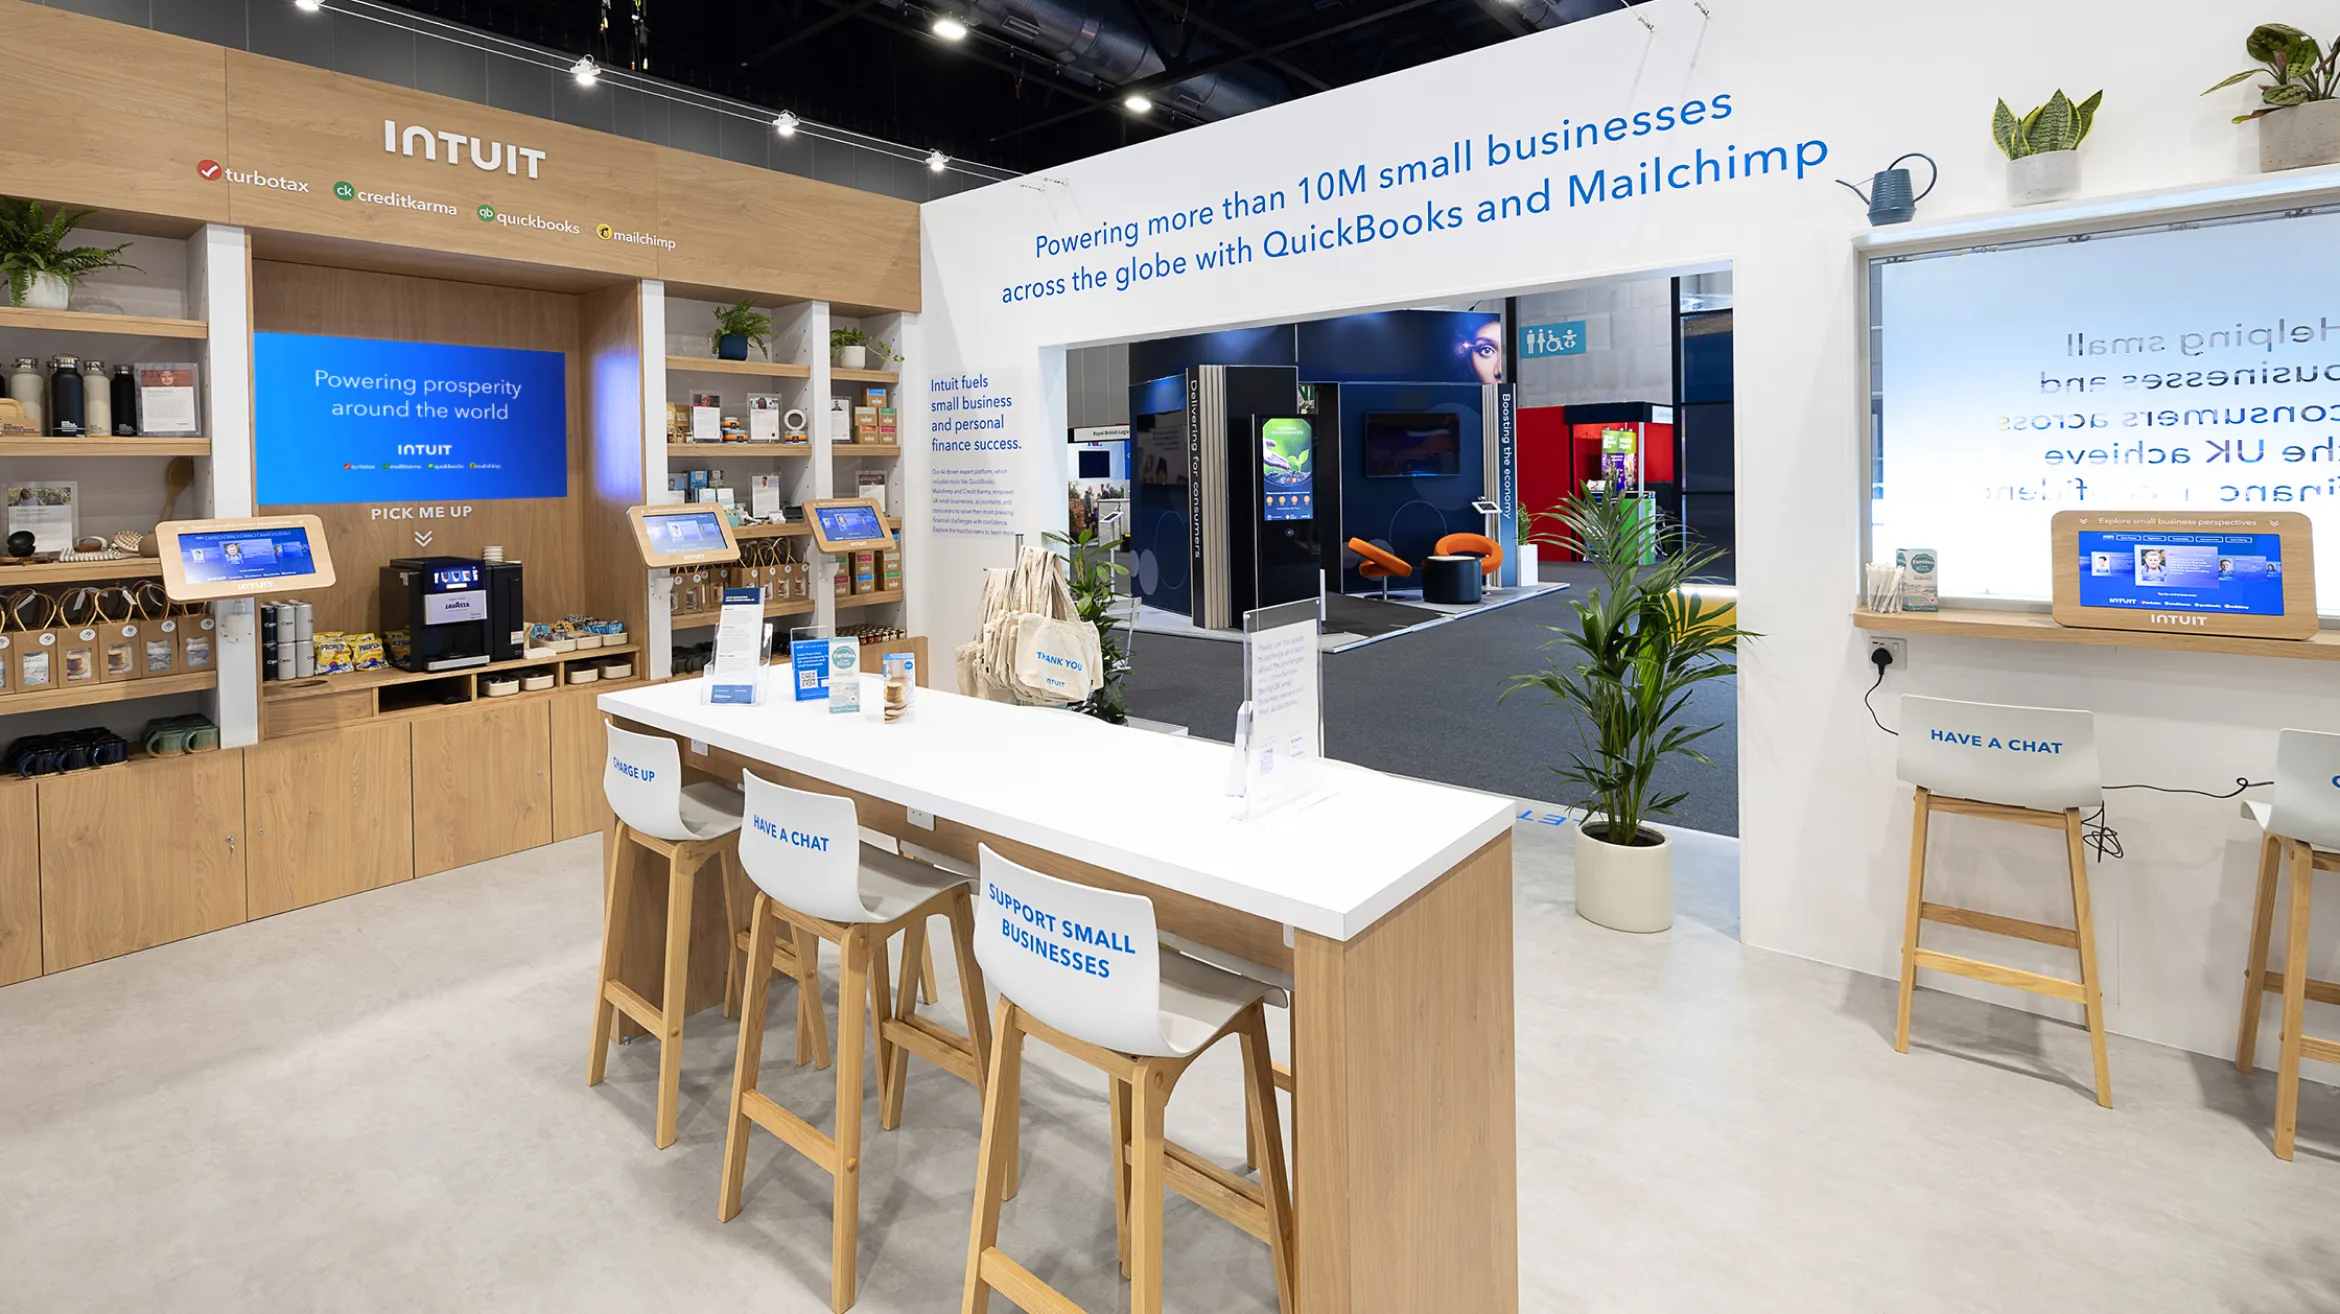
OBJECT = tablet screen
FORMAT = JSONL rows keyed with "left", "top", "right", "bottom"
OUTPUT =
{"left": 2077, "top": 530, "right": 2284, "bottom": 617}
{"left": 813, "top": 503, "right": 884, "bottom": 543}
{"left": 643, "top": 509, "right": 729, "bottom": 557}
{"left": 177, "top": 526, "right": 319, "bottom": 585}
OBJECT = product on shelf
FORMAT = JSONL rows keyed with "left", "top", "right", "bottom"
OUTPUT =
{"left": 48, "top": 355, "right": 84, "bottom": 436}
{"left": 140, "top": 714, "right": 219, "bottom": 757}
{"left": 110, "top": 364, "right": 135, "bottom": 435}
{"left": 81, "top": 359, "right": 110, "bottom": 438}
{"left": 4, "top": 726, "right": 131, "bottom": 776}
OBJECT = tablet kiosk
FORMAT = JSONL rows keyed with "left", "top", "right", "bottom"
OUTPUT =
{"left": 2051, "top": 510, "right": 2316, "bottom": 640}
{"left": 804, "top": 498, "right": 895, "bottom": 555}
{"left": 155, "top": 515, "right": 337, "bottom": 602}
{"left": 627, "top": 504, "right": 742, "bottom": 567}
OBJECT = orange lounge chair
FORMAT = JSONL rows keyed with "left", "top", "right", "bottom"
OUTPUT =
{"left": 1433, "top": 532, "right": 1504, "bottom": 577}
{"left": 1348, "top": 538, "right": 1411, "bottom": 598}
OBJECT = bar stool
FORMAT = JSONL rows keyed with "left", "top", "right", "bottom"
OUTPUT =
{"left": 963, "top": 847, "right": 1295, "bottom": 1314}
{"left": 2234, "top": 728, "right": 2340, "bottom": 1161}
{"left": 1893, "top": 696, "right": 2112, "bottom": 1108}
{"left": 718, "top": 772, "right": 993, "bottom": 1314}
{"left": 1160, "top": 932, "right": 1295, "bottom": 1173}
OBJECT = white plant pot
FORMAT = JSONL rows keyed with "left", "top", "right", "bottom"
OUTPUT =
{"left": 2259, "top": 100, "right": 2340, "bottom": 173}
{"left": 835, "top": 344, "right": 868, "bottom": 369}
{"left": 1515, "top": 542, "right": 1538, "bottom": 585}
{"left": 2006, "top": 151, "right": 2081, "bottom": 207}
{"left": 1572, "top": 821, "right": 1672, "bottom": 933}
{"left": 14, "top": 272, "right": 69, "bottom": 310}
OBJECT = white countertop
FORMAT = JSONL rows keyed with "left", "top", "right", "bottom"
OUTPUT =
{"left": 600, "top": 673, "right": 1514, "bottom": 941}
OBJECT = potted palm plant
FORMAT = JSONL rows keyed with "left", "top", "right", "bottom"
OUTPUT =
{"left": 2205, "top": 24, "right": 2340, "bottom": 172}
{"left": 710, "top": 299, "right": 772, "bottom": 361}
{"left": 1504, "top": 485, "right": 1751, "bottom": 932}
{"left": 0, "top": 197, "right": 136, "bottom": 310}
{"left": 1992, "top": 89, "right": 2102, "bottom": 206}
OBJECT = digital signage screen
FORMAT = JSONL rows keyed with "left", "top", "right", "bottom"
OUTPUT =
{"left": 813, "top": 502, "right": 885, "bottom": 543}
{"left": 177, "top": 525, "right": 318, "bottom": 586}
{"left": 2077, "top": 530, "right": 2284, "bottom": 615}
{"left": 1261, "top": 417, "right": 1314, "bottom": 521}
{"left": 643, "top": 510, "right": 729, "bottom": 558}
{"left": 253, "top": 332, "right": 568, "bottom": 505}
{"left": 1362, "top": 412, "right": 1461, "bottom": 478}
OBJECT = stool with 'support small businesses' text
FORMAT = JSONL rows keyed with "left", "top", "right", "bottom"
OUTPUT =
{"left": 1894, "top": 695, "right": 2113, "bottom": 1108}
{"left": 2235, "top": 728, "right": 2340, "bottom": 1160}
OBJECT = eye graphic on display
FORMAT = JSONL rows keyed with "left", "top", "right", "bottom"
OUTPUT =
{"left": 645, "top": 510, "right": 727, "bottom": 555}
{"left": 814, "top": 503, "right": 884, "bottom": 542}
{"left": 1260, "top": 417, "right": 1313, "bottom": 522}
{"left": 177, "top": 526, "right": 316, "bottom": 585}
{"left": 2077, "top": 531, "right": 2284, "bottom": 615}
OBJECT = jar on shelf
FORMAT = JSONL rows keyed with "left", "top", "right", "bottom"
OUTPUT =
{"left": 46, "top": 355, "right": 83, "bottom": 436}
{"left": 8, "top": 357, "right": 42, "bottom": 430}
{"left": 81, "top": 358, "right": 110, "bottom": 439}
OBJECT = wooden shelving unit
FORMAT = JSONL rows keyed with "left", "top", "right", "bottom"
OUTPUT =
{"left": 1853, "top": 607, "right": 2340, "bottom": 664}
{"left": 0, "top": 305, "right": 208, "bottom": 338}
{"left": 0, "top": 558, "right": 163, "bottom": 586}
{"left": 263, "top": 643, "right": 642, "bottom": 704}
{"left": 0, "top": 436, "right": 211, "bottom": 457}
{"left": 670, "top": 596, "right": 817, "bottom": 629}
{"left": 734, "top": 522, "right": 812, "bottom": 540}
{"left": 666, "top": 356, "right": 812, "bottom": 379}
{"left": 836, "top": 588, "right": 904, "bottom": 610}
{"left": 666, "top": 442, "right": 810, "bottom": 458}
{"left": 2, "top": 668, "right": 216, "bottom": 715}
{"left": 831, "top": 365, "right": 900, "bottom": 385}
{"left": 832, "top": 442, "right": 900, "bottom": 457}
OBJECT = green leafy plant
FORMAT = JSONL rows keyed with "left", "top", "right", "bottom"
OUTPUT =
{"left": 0, "top": 198, "right": 137, "bottom": 306}
{"left": 710, "top": 299, "right": 772, "bottom": 356}
{"left": 830, "top": 326, "right": 903, "bottom": 365}
{"left": 1503, "top": 491, "right": 1752, "bottom": 848}
{"left": 1045, "top": 526, "right": 1132, "bottom": 725}
{"left": 1993, "top": 90, "right": 2103, "bottom": 159}
{"left": 2204, "top": 24, "right": 2340, "bottom": 122}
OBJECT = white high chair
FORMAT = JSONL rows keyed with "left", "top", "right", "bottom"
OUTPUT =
{"left": 1894, "top": 696, "right": 2113, "bottom": 1107}
{"left": 961, "top": 847, "right": 1295, "bottom": 1314}
{"left": 2235, "top": 728, "right": 2340, "bottom": 1160}
{"left": 716, "top": 771, "right": 991, "bottom": 1314}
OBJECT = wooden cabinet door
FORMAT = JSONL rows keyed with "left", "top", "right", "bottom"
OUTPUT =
{"left": 0, "top": 779, "right": 38, "bottom": 985}
{"left": 549, "top": 687, "right": 612, "bottom": 843}
{"left": 246, "top": 721, "right": 414, "bottom": 918}
{"left": 411, "top": 699, "right": 552, "bottom": 876}
{"left": 39, "top": 751, "right": 245, "bottom": 972}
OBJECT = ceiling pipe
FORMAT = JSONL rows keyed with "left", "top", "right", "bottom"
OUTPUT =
{"left": 960, "top": 0, "right": 1286, "bottom": 120}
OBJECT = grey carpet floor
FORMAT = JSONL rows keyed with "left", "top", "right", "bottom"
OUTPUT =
{"left": 1124, "top": 580, "right": 1742, "bottom": 836}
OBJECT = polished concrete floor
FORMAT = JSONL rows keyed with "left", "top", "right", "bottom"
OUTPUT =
{"left": 3, "top": 814, "right": 2337, "bottom": 1312}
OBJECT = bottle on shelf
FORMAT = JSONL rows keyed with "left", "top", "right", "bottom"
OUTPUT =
{"left": 9, "top": 357, "right": 43, "bottom": 430}
{"left": 81, "top": 359, "right": 110, "bottom": 439}
{"left": 47, "top": 355, "right": 83, "bottom": 436}
{"left": 110, "top": 364, "right": 137, "bottom": 436}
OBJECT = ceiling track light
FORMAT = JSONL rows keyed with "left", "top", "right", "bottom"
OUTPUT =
{"left": 1123, "top": 93, "right": 1152, "bottom": 115}
{"left": 571, "top": 54, "right": 600, "bottom": 86}
{"left": 931, "top": 15, "right": 968, "bottom": 40}
{"left": 773, "top": 110, "right": 800, "bottom": 137}
{"left": 926, "top": 149, "right": 950, "bottom": 173}
{"left": 293, "top": 0, "right": 322, "bottom": 11}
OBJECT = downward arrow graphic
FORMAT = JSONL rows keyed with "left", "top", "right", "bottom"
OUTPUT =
{"left": 414, "top": 530, "right": 435, "bottom": 547}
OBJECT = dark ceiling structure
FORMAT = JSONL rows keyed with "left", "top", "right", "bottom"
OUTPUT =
{"left": 378, "top": 0, "right": 1643, "bottom": 175}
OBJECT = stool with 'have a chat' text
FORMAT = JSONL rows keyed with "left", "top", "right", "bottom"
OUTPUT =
{"left": 1894, "top": 695, "right": 2113, "bottom": 1107}
{"left": 2235, "top": 728, "right": 2340, "bottom": 1160}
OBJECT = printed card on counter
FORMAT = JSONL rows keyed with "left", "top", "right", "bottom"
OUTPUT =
{"left": 704, "top": 586, "right": 766, "bottom": 705}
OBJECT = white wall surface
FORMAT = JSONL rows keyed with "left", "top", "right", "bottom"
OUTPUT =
{"left": 1516, "top": 277, "right": 1675, "bottom": 408}
{"left": 915, "top": 0, "right": 2340, "bottom": 1074}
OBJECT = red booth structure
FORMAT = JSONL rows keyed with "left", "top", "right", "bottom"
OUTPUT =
{"left": 1517, "top": 402, "right": 1675, "bottom": 561}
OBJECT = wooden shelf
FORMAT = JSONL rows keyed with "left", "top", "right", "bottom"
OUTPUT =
{"left": 1852, "top": 607, "right": 2340, "bottom": 663}
{"left": 836, "top": 588, "right": 904, "bottom": 609}
{"left": 670, "top": 596, "right": 817, "bottom": 628}
{"left": 832, "top": 366, "right": 900, "bottom": 384}
{"left": 0, "top": 436, "right": 210, "bottom": 457}
{"left": 0, "top": 306, "right": 208, "bottom": 339}
{"left": 263, "top": 643, "right": 640, "bottom": 703}
{"left": 666, "top": 355, "right": 812, "bottom": 379}
{"left": 667, "top": 442, "right": 811, "bottom": 458}
{"left": 734, "top": 521, "right": 811, "bottom": 539}
{"left": 0, "top": 669, "right": 216, "bottom": 715}
{"left": 834, "top": 442, "right": 900, "bottom": 457}
{"left": 0, "top": 558, "right": 163, "bottom": 586}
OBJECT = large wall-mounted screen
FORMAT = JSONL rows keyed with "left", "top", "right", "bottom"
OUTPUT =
{"left": 253, "top": 332, "right": 569, "bottom": 505}
{"left": 1868, "top": 206, "right": 2340, "bottom": 612}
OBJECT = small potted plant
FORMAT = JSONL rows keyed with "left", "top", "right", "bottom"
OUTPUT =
{"left": 830, "top": 327, "right": 904, "bottom": 370}
{"left": 1514, "top": 513, "right": 1539, "bottom": 586}
{"left": 711, "top": 299, "right": 772, "bottom": 362}
{"left": 1505, "top": 485, "right": 1751, "bottom": 932}
{"left": 1045, "top": 526, "right": 1132, "bottom": 725}
{"left": 2205, "top": 24, "right": 2340, "bottom": 172}
{"left": 1993, "top": 89, "right": 2102, "bottom": 206}
{"left": 0, "top": 197, "right": 136, "bottom": 311}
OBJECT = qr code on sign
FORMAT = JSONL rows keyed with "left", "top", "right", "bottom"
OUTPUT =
{"left": 799, "top": 669, "right": 819, "bottom": 690}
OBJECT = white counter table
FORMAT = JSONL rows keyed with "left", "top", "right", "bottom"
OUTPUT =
{"left": 600, "top": 673, "right": 1520, "bottom": 1313}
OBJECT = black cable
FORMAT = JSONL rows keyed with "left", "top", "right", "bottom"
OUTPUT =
{"left": 2104, "top": 778, "right": 2268, "bottom": 799}
{"left": 1863, "top": 654, "right": 1897, "bottom": 736}
{"left": 2084, "top": 779, "right": 2269, "bottom": 861}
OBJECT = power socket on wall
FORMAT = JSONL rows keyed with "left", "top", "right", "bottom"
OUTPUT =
{"left": 1869, "top": 637, "right": 1910, "bottom": 673}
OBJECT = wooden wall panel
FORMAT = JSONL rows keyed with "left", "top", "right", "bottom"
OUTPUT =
{"left": 0, "top": 778, "right": 38, "bottom": 986}
{"left": 411, "top": 698, "right": 552, "bottom": 875}
{"left": 246, "top": 721, "right": 415, "bottom": 917}
{"left": 549, "top": 686, "right": 611, "bottom": 842}
{"left": 250, "top": 260, "right": 589, "bottom": 634}
{"left": 654, "top": 150, "right": 920, "bottom": 312}
{"left": 39, "top": 752, "right": 246, "bottom": 973}
{"left": 0, "top": 0, "right": 231, "bottom": 224}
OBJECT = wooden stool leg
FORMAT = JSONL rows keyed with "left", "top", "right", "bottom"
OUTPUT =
{"left": 654, "top": 847, "right": 701, "bottom": 1149}
{"left": 588, "top": 822, "right": 632, "bottom": 1087}
{"left": 961, "top": 1000, "right": 1024, "bottom": 1314}
{"left": 796, "top": 925, "right": 832, "bottom": 1071}
{"left": 869, "top": 928, "right": 901, "bottom": 1134}
{"left": 2238, "top": 833, "right": 2283, "bottom": 1073}
{"left": 832, "top": 929, "right": 871, "bottom": 1313}
{"left": 2276, "top": 839, "right": 2314, "bottom": 1161}
{"left": 946, "top": 887, "right": 994, "bottom": 1082}
{"left": 1109, "top": 1073, "right": 1133, "bottom": 1277}
{"left": 2063, "top": 809, "right": 2113, "bottom": 1109}
{"left": 719, "top": 895, "right": 782, "bottom": 1221}
{"left": 1238, "top": 1006, "right": 1298, "bottom": 1314}
{"left": 920, "top": 932, "right": 940, "bottom": 1006}
{"left": 1895, "top": 789, "right": 1932, "bottom": 1054}
{"left": 720, "top": 848, "right": 745, "bottom": 1021}
{"left": 1127, "top": 1062, "right": 1169, "bottom": 1314}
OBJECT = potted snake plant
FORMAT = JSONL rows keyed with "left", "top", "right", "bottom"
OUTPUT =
{"left": 1993, "top": 89, "right": 2102, "bottom": 206}
{"left": 1505, "top": 486, "right": 1751, "bottom": 932}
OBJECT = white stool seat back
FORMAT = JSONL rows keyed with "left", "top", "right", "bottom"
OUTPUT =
{"left": 2269, "top": 728, "right": 2340, "bottom": 852}
{"left": 1897, "top": 695, "right": 2101, "bottom": 812}
{"left": 977, "top": 846, "right": 1265, "bottom": 1058}
{"left": 739, "top": 771, "right": 884, "bottom": 924}
{"left": 604, "top": 721, "right": 742, "bottom": 842}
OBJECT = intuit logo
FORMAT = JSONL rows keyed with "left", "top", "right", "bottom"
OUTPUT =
{"left": 2151, "top": 613, "right": 2209, "bottom": 628}
{"left": 611, "top": 759, "right": 654, "bottom": 781}
{"left": 385, "top": 119, "right": 548, "bottom": 177}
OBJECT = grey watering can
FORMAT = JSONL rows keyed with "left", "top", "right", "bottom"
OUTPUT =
{"left": 1838, "top": 153, "right": 1937, "bottom": 225}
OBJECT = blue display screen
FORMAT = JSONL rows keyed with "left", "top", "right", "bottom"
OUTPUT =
{"left": 2078, "top": 531, "right": 2285, "bottom": 616}
{"left": 645, "top": 510, "right": 728, "bottom": 556}
{"left": 814, "top": 504, "right": 885, "bottom": 542}
{"left": 253, "top": 333, "right": 568, "bottom": 505}
{"left": 178, "top": 526, "right": 316, "bottom": 584}
{"left": 1261, "top": 417, "right": 1313, "bottom": 522}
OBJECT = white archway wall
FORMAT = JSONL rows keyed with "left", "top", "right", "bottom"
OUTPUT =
{"left": 911, "top": 0, "right": 2340, "bottom": 1067}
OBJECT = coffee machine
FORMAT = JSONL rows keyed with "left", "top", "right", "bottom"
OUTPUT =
{"left": 381, "top": 556, "right": 525, "bottom": 671}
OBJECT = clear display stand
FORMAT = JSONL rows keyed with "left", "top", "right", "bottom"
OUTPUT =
{"left": 703, "top": 585, "right": 770, "bottom": 705}
{"left": 1234, "top": 598, "right": 1329, "bottom": 820}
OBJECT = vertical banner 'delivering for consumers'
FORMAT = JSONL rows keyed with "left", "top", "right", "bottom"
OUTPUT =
{"left": 253, "top": 332, "right": 568, "bottom": 504}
